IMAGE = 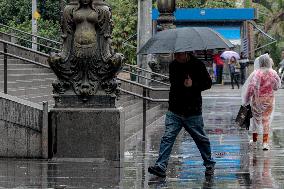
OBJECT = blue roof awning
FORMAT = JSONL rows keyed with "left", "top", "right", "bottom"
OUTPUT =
{"left": 152, "top": 8, "right": 256, "bottom": 21}
{"left": 176, "top": 25, "right": 241, "bottom": 40}
{"left": 211, "top": 27, "right": 240, "bottom": 40}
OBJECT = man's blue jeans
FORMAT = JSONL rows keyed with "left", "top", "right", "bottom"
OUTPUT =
{"left": 155, "top": 111, "right": 216, "bottom": 171}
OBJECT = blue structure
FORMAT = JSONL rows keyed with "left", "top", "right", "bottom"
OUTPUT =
{"left": 152, "top": 8, "right": 257, "bottom": 50}
{"left": 152, "top": 8, "right": 256, "bottom": 22}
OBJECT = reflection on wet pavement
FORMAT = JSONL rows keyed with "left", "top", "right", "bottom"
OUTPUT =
{"left": 0, "top": 86, "right": 284, "bottom": 188}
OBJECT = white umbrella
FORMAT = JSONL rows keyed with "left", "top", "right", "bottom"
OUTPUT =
{"left": 220, "top": 51, "right": 240, "bottom": 60}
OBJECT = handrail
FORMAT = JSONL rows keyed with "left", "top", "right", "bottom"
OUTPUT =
{"left": 0, "top": 39, "right": 170, "bottom": 87}
{"left": 0, "top": 23, "right": 61, "bottom": 45}
{"left": 0, "top": 31, "right": 60, "bottom": 52}
{"left": 248, "top": 21, "right": 276, "bottom": 41}
{"left": 0, "top": 39, "right": 49, "bottom": 58}
{"left": 0, "top": 36, "right": 169, "bottom": 85}
{"left": 247, "top": 21, "right": 277, "bottom": 53}
{"left": 0, "top": 24, "right": 171, "bottom": 83}
{"left": 122, "top": 70, "right": 170, "bottom": 86}
{"left": 117, "top": 77, "right": 169, "bottom": 91}
{"left": 0, "top": 51, "right": 50, "bottom": 68}
{"left": 0, "top": 47, "right": 169, "bottom": 143}
{"left": 0, "top": 49, "right": 170, "bottom": 96}
{"left": 125, "top": 63, "right": 169, "bottom": 79}
{"left": 118, "top": 88, "right": 168, "bottom": 102}
{"left": 0, "top": 44, "right": 170, "bottom": 92}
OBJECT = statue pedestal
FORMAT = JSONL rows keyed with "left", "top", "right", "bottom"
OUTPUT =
{"left": 50, "top": 97, "right": 125, "bottom": 161}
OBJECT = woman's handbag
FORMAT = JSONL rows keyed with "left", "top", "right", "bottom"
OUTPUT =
{"left": 235, "top": 105, "right": 252, "bottom": 130}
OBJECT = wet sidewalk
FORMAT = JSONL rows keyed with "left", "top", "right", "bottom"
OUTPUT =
{"left": 0, "top": 86, "right": 284, "bottom": 189}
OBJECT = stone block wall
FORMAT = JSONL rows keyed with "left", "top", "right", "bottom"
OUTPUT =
{"left": 0, "top": 92, "right": 47, "bottom": 158}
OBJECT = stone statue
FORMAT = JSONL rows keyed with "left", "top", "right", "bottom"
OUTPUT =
{"left": 48, "top": 0, "right": 124, "bottom": 101}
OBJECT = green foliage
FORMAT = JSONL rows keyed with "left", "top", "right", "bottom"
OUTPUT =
{"left": 253, "top": 0, "right": 284, "bottom": 61}
{"left": 38, "top": 0, "right": 62, "bottom": 21}
{"left": 176, "top": 0, "right": 236, "bottom": 8}
{"left": 0, "top": 0, "right": 61, "bottom": 43}
{"left": 176, "top": 0, "right": 203, "bottom": 8}
{"left": 0, "top": 0, "right": 239, "bottom": 64}
{"left": 244, "top": 0, "right": 252, "bottom": 7}
{"left": 107, "top": 0, "right": 138, "bottom": 64}
{"left": 269, "top": 43, "right": 282, "bottom": 67}
{"left": 5, "top": 19, "right": 60, "bottom": 53}
{"left": 0, "top": 0, "right": 31, "bottom": 24}
{"left": 203, "top": 1, "right": 236, "bottom": 8}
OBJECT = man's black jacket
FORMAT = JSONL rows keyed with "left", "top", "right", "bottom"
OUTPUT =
{"left": 168, "top": 57, "right": 212, "bottom": 116}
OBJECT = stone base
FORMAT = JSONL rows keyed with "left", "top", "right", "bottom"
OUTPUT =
{"left": 53, "top": 94, "right": 116, "bottom": 108}
{"left": 50, "top": 107, "right": 125, "bottom": 161}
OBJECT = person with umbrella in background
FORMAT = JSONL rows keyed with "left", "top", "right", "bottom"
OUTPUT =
{"left": 221, "top": 51, "right": 241, "bottom": 89}
{"left": 228, "top": 56, "right": 241, "bottom": 89}
{"left": 148, "top": 52, "right": 216, "bottom": 178}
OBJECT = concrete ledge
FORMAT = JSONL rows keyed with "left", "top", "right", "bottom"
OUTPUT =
{"left": 0, "top": 92, "right": 47, "bottom": 158}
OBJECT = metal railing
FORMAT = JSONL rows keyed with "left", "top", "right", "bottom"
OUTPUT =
{"left": 247, "top": 21, "right": 277, "bottom": 53}
{"left": 0, "top": 38, "right": 170, "bottom": 142}
{"left": 0, "top": 23, "right": 61, "bottom": 53}
{"left": 0, "top": 25, "right": 169, "bottom": 86}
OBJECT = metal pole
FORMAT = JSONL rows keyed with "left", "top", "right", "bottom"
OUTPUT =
{"left": 4, "top": 43, "right": 7, "bottom": 94}
{"left": 32, "top": 0, "right": 38, "bottom": 50}
{"left": 137, "top": 0, "right": 153, "bottom": 84}
{"left": 42, "top": 101, "right": 49, "bottom": 159}
{"left": 60, "top": 0, "right": 65, "bottom": 25}
{"left": 142, "top": 87, "right": 147, "bottom": 142}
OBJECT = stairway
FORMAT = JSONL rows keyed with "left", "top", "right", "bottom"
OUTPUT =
{"left": 0, "top": 38, "right": 168, "bottom": 151}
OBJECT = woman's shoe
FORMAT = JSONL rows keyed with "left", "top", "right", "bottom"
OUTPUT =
{"left": 263, "top": 143, "right": 269, "bottom": 151}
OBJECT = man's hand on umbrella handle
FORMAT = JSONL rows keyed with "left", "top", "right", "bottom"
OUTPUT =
{"left": 184, "top": 75, "right": 192, "bottom": 87}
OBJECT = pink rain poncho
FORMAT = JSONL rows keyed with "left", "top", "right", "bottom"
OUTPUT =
{"left": 242, "top": 54, "right": 281, "bottom": 134}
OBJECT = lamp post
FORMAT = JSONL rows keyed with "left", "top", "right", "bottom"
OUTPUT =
{"left": 153, "top": 0, "right": 176, "bottom": 78}
{"left": 137, "top": 0, "right": 153, "bottom": 84}
{"left": 32, "top": 0, "right": 38, "bottom": 50}
{"left": 157, "top": 0, "right": 176, "bottom": 30}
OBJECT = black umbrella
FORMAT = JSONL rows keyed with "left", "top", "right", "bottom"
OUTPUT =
{"left": 137, "top": 27, "right": 234, "bottom": 55}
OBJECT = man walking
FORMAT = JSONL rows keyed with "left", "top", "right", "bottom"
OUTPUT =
{"left": 148, "top": 52, "right": 216, "bottom": 178}
{"left": 239, "top": 52, "right": 249, "bottom": 84}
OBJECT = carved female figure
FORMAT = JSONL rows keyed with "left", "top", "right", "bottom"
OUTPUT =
{"left": 48, "top": 0, "right": 123, "bottom": 99}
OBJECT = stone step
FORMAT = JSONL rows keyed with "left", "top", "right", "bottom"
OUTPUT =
{"left": 5, "top": 85, "right": 53, "bottom": 97}
{"left": 0, "top": 78, "right": 55, "bottom": 88}
{"left": 125, "top": 103, "right": 165, "bottom": 138}
{"left": 0, "top": 59, "right": 24, "bottom": 64}
{"left": 0, "top": 65, "right": 42, "bottom": 70}
{"left": 17, "top": 92, "right": 54, "bottom": 104}
{"left": 123, "top": 100, "right": 143, "bottom": 120}
{"left": 124, "top": 106, "right": 166, "bottom": 150}
{"left": 2, "top": 73, "right": 56, "bottom": 81}
{"left": 0, "top": 68, "right": 52, "bottom": 74}
{"left": 116, "top": 94, "right": 136, "bottom": 108}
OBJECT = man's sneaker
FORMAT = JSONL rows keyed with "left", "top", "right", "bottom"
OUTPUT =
{"left": 205, "top": 166, "right": 215, "bottom": 176}
{"left": 148, "top": 166, "right": 166, "bottom": 178}
{"left": 263, "top": 143, "right": 269, "bottom": 151}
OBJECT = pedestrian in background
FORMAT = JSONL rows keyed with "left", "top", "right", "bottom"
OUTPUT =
{"left": 239, "top": 52, "right": 249, "bottom": 84}
{"left": 242, "top": 54, "right": 281, "bottom": 150}
{"left": 213, "top": 51, "right": 224, "bottom": 84}
{"left": 148, "top": 52, "right": 216, "bottom": 178}
{"left": 228, "top": 56, "right": 240, "bottom": 89}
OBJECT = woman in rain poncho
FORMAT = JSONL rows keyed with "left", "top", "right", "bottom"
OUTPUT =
{"left": 242, "top": 54, "right": 281, "bottom": 150}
